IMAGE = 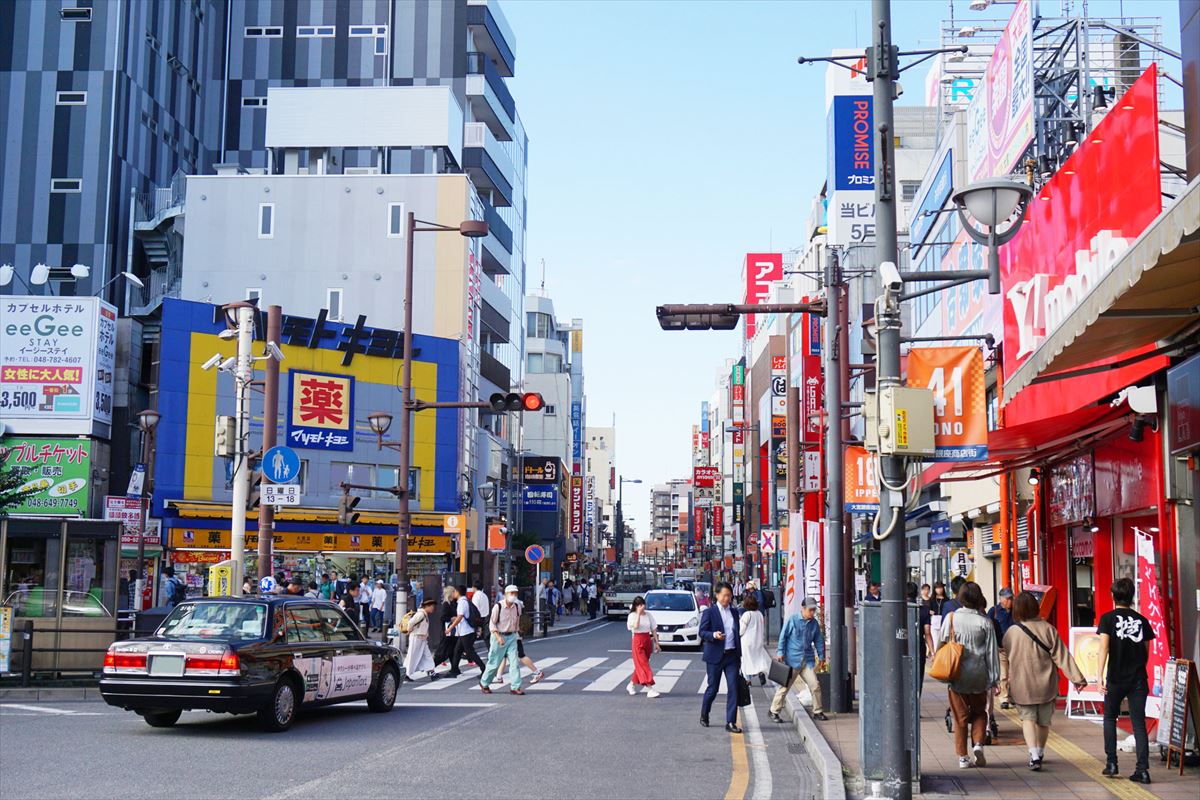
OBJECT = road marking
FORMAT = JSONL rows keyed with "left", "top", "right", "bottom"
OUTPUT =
{"left": 583, "top": 659, "right": 634, "bottom": 692}
{"left": 393, "top": 702, "right": 496, "bottom": 708}
{"left": 662, "top": 659, "right": 692, "bottom": 670}
{"left": 607, "top": 649, "right": 631, "bottom": 653}
{"left": 698, "top": 676, "right": 729, "bottom": 695}
{"left": 742, "top": 697, "right": 773, "bottom": 800}
{"left": 999, "top": 707, "right": 1158, "bottom": 800}
{"left": 412, "top": 671, "right": 479, "bottom": 690}
{"left": 487, "top": 656, "right": 566, "bottom": 686}
{"left": 0, "top": 703, "right": 102, "bottom": 716}
{"left": 653, "top": 670, "right": 686, "bottom": 693}
{"left": 523, "top": 622, "right": 612, "bottom": 642}
{"left": 527, "top": 657, "right": 606, "bottom": 690}
{"left": 725, "top": 727, "right": 750, "bottom": 800}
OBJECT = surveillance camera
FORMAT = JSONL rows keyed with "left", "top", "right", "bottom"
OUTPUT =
{"left": 878, "top": 261, "right": 903, "bottom": 292}
{"left": 201, "top": 354, "right": 223, "bottom": 371}
{"left": 218, "top": 356, "right": 237, "bottom": 373}
{"left": 265, "top": 341, "right": 285, "bottom": 361}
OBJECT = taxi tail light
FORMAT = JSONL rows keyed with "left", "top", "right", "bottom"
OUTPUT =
{"left": 184, "top": 648, "right": 240, "bottom": 676}
{"left": 103, "top": 646, "right": 147, "bottom": 672}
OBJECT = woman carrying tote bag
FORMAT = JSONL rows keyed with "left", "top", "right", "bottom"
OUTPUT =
{"left": 935, "top": 581, "right": 1000, "bottom": 770}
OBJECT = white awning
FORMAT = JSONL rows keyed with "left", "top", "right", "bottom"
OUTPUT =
{"left": 1005, "top": 176, "right": 1200, "bottom": 403}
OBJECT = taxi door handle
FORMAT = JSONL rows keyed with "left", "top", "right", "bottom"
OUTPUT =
{"left": 293, "top": 652, "right": 303, "bottom": 659}
{"left": 334, "top": 650, "right": 344, "bottom": 656}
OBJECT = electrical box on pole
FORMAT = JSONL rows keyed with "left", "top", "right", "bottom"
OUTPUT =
{"left": 877, "top": 387, "right": 936, "bottom": 457}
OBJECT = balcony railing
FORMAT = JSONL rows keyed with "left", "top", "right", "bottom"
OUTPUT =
{"left": 466, "top": 52, "right": 515, "bottom": 122}
{"left": 126, "top": 260, "right": 182, "bottom": 316}
{"left": 483, "top": 203, "right": 513, "bottom": 253}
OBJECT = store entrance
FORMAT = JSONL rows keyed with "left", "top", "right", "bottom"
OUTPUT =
{"left": 1069, "top": 524, "right": 1095, "bottom": 628}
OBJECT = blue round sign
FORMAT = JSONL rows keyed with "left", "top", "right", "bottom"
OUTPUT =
{"left": 263, "top": 446, "right": 301, "bottom": 484}
{"left": 258, "top": 576, "right": 277, "bottom": 594}
{"left": 524, "top": 544, "right": 545, "bottom": 565}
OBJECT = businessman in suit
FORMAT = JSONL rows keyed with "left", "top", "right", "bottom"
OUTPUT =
{"left": 699, "top": 581, "right": 743, "bottom": 733}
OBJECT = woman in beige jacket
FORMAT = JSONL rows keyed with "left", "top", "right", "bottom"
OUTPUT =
{"left": 1003, "top": 591, "right": 1087, "bottom": 771}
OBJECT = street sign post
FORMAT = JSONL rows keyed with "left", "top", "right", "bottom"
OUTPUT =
{"left": 262, "top": 446, "right": 301, "bottom": 485}
{"left": 525, "top": 544, "right": 545, "bottom": 564}
{"left": 263, "top": 483, "right": 301, "bottom": 506}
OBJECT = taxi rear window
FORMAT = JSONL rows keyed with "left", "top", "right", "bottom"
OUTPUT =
{"left": 158, "top": 602, "right": 268, "bottom": 640}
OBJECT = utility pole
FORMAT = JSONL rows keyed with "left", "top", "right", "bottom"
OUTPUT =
{"left": 393, "top": 211, "right": 418, "bottom": 629}
{"left": 229, "top": 303, "right": 255, "bottom": 594}
{"left": 824, "top": 249, "right": 850, "bottom": 714}
{"left": 869, "top": 1, "right": 911, "bottom": 795}
{"left": 257, "top": 305, "right": 282, "bottom": 583}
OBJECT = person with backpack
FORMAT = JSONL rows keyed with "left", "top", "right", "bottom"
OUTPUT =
{"left": 403, "top": 597, "right": 439, "bottom": 683}
{"left": 480, "top": 585, "right": 527, "bottom": 695}
{"left": 1003, "top": 591, "right": 1086, "bottom": 771}
{"left": 446, "top": 584, "right": 485, "bottom": 677}
{"left": 162, "top": 567, "right": 186, "bottom": 608}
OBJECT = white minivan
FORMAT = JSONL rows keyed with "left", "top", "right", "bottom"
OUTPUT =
{"left": 644, "top": 590, "right": 701, "bottom": 649}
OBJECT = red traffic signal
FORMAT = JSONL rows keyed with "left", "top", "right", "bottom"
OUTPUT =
{"left": 488, "top": 392, "right": 545, "bottom": 413}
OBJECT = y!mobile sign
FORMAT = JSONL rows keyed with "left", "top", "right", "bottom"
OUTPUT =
{"left": 742, "top": 253, "right": 783, "bottom": 340}
{"left": 0, "top": 297, "right": 116, "bottom": 437}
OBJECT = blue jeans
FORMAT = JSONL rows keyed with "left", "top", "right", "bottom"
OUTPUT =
{"left": 370, "top": 608, "right": 383, "bottom": 630}
{"left": 701, "top": 650, "right": 740, "bottom": 724}
{"left": 480, "top": 632, "right": 522, "bottom": 690}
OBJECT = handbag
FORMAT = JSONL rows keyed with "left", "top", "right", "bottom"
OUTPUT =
{"left": 736, "top": 674, "right": 752, "bottom": 707}
{"left": 928, "top": 615, "right": 963, "bottom": 683}
{"left": 767, "top": 658, "right": 795, "bottom": 687}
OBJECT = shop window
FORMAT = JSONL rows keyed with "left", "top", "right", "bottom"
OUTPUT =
{"left": 2, "top": 537, "right": 60, "bottom": 617}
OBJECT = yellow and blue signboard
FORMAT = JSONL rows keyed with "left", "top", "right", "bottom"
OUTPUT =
{"left": 287, "top": 370, "right": 354, "bottom": 451}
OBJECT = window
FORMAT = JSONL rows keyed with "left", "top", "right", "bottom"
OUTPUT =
{"left": 60, "top": 7, "right": 91, "bottom": 21}
{"left": 244, "top": 26, "right": 283, "bottom": 38}
{"left": 901, "top": 181, "right": 921, "bottom": 203}
{"left": 297, "top": 25, "right": 335, "bottom": 38}
{"left": 246, "top": 288, "right": 262, "bottom": 304}
{"left": 376, "top": 466, "right": 399, "bottom": 499}
{"left": 159, "top": 602, "right": 267, "bottom": 640}
{"left": 286, "top": 607, "right": 327, "bottom": 643}
{"left": 348, "top": 25, "right": 387, "bottom": 36}
{"left": 326, "top": 288, "right": 343, "bottom": 322}
{"left": 55, "top": 91, "right": 87, "bottom": 105}
{"left": 526, "top": 312, "right": 553, "bottom": 339}
{"left": 50, "top": 178, "right": 82, "bottom": 193}
{"left": 544, "top": 404, "right": 556, "bottom": 415}
{"left": 527, "top": 353, "right": 543, "bottom": 373}
{"left": 318, "top": 606, "right": 361, "bottom": 641}
{"left": 258, "top": 203, "right": 274, "bottom": 238}
{"left": 374, "top": 35, "right": 387, "bottom": 55}
{"left": 241, "top": 97, "right": 267, "bottom": 108}
{"left": 330, "top": 463, "right": 373, "bottom": 494}
{"left": 387, "top": 202, "right": 405, "bottom": 237}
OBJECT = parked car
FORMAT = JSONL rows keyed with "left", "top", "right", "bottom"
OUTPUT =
{"left": 4, "top": 589, "right": 110, "bottom": 617}
{"left": 99, "top": 595, "right": 402, "bottom": 731}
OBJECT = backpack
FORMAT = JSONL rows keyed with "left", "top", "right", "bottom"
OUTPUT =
{"left": 762, "top": 589, "right": 776, "bottom": 609}
{"left": 399, "top": 610, "right": 416, "bottom": 634}
{"left": 168, "top": 577, "right": 186, "bottom": 605}
{"left": 466, "top": 600, "right": 484, "bottom": 630}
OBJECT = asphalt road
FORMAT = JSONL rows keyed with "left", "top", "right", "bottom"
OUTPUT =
{"left": 0, "top": 619, "right": 820, "bottom": 800}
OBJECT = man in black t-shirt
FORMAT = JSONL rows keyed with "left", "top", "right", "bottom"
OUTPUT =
{"left": 1095, "top": 577, "right": 1155, "bottom": 784}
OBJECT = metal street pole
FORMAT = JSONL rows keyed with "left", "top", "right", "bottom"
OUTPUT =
{"left": 823, "top": 249, "right": 850, "bottom": 714}
{"left": 134, "top": 420, "right": 157, "bottom": 610}
{"left": 870, "top": 1, "right": 911, "bottom": 795}
{"left": 229, "top": 303, "right": 255, "bottom": 595}
{"left": 257, "top": 305, "right": 282, "bottom": 583}
{"left": 392, "top": 210, "right": 418, "bottom": 631}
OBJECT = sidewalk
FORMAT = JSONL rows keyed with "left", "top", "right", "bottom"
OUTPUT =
{"left": 814, "top": 678, "right": 1196, "bottom": 800}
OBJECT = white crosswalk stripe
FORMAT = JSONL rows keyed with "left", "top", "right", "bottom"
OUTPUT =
{"left": 412, "top": 671, "right": 478, "bottom": 690}
{"left": 697, "top": 675, "right": 728, "bottom": 695}
{"left": 528, "top": 657, "right": 606, "bottom": 691}
{"left": 661, "top": 659, "right": 692, "bottom": 671}
{"left": 583, "top": 659, "right": 633, "bottom": 692}
{"left": 488, "top": 656, "right": 566, "bottom": 686}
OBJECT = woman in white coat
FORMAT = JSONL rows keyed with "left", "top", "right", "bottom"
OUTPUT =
{"left": 739, "top": 592, "right": 772, "bottom": 685}
{"left": 403, "top": 597, "right": 439, "bottom": 682}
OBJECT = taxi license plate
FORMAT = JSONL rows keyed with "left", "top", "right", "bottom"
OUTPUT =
{"left": 149, "top": 654, "right": 185, "bottom": 677}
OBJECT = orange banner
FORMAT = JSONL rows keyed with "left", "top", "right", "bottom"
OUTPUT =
{"left": 844, "top": 446, "right": 879, "bottom": 512}
{"left": 906, "top": 346, "right": 987, "bottom": 461}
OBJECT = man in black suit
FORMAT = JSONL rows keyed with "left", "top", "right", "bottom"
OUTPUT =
{"left": 698, "top": 582, "right": 743, "bottom": 733}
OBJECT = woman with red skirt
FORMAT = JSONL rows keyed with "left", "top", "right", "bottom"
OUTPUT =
{"left": 626, "top": 596, "right": 662, "bottom": 698}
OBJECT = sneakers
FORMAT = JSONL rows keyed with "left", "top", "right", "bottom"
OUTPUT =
{"left": 530, "top": 670, "right": 545, "bottom": 685}
{"left": 1128, "top": 770, "right": 1151, "bottom": 785}
{"left": 1029, "top": 757, "right": 1042, "bottom": 771}
{"left": 958, "top": 757, "right": 972, "bottom": 769}
{"left": 509, "top": 688, "right": 525, "bottom": 695}
{"left": 646, "top": 689, "right": 661, "bottom": 698}
{"left": 479, "top": 685, "right": 492, "bottom": 694}
{"left": 626, "top": 682, "right": 638, "bottom": 696}
{"left": 972, "top": 744, "right": 986, "bottom": 767}
{"left": 1102, "top": 760, "right": 1119, "bottom": 777}
{"left": 813, "top": 712, "right": 829, "bottom": 721}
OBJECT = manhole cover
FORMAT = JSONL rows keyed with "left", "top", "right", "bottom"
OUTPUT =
{"left": 921, "top": 775, "right": 966, "bottom": 795}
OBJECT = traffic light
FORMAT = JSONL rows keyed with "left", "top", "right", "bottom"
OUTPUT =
{"left": 656, "top": 304, "right": 740, "bottom": 331}
{"left": 214, "top": 416, "right": 235, "bottom": 457}
{"left": 337, "top": 491, "right": 361, "bottom": 526}
{"left": 488, "top": 392, "right": 545, "bottom": 412}
{"left": 247, "top": 471, "right": 263, "bottom": 511}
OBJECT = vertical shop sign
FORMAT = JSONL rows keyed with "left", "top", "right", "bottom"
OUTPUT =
{"left": 844, "top": 445, "right": 880, "bottom": 512}
{"left": 907, "top": 346, "right": 987, "bottom": 461}
{"left": 1135, "top": 529, "right": 1170, "bottom": 715}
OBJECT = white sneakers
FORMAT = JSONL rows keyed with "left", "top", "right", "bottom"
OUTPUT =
{"left": 972, "top": 744, "right": 987, "bottom": 767}
{"left": 646, "top": 689, "right": 661, "bottom": 698}
{"left": 627, "top": 682, "right": 638, "bottom": 695}
{"left": 958, "top": 757, "right": 972, "bottom": 770}
{"left": 627, "top": 683, "right": 660, "bottom": 697}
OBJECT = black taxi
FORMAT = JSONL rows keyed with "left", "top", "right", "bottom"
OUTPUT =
{"left": 99, "top": 595, "right": 402, "bottom": 732}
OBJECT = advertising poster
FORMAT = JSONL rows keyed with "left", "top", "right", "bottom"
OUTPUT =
{"left": 287, "top": 370, "right": 354, "bottom": 451}
{"left": 1136, "top": 530, "right": 1171, "bottom": 716}
{"left": 784, "top": 510, "right": 803, "bottom": 618}
{"left": 967, "top": 0, "right": 1034, "bottom": 180}
{"left": 825, "top": 52, "right": 876, "bottom": 247}
{"left": 804, "top": 518, "right": 822, "bottom": 601}
{"left": 906, "top": 346, "right": 987, "bottom": 461}
{"left": 742, "top": 253, "right": 783, "bottom": 340}
{"left": 0, "top": 436, "right": 91, "bottom": 515}
{"left": 1067, "top": 627, "right": 1106, "bottom": 717}
{"left": 844, "top": 445, "right": 879, "bottom": 512}
{"left": 0, "top": 606, "right": 12, "bottom": 673}
{"left": 0, "top": 296, "right": 116, "bottom": 437}
{"left": 800, "top": 308, "right": 823, "bottom": 445}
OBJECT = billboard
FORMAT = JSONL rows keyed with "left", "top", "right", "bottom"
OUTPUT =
{"left": 826, "top": 50, "right": 875, "bottom": 247}
{"left": 909, "top": 146, "right": 955, "bottom": 250}
{"left": 570, "top": 400, "right": 583, "bottom": 468}
{"left": 844, "top": 445, "right": 879, "bottom": 513}
{"left": 967, "top": 0, "right": 1034, "bottom": 180}
{"left": 800, "top": 305, "right": 823, "bottom": 445}
{"left": 522, "top": 485, "right": 558, "bottom": 512}
{"left": 0, "top": 296, "right": 115, "bottom": 437}
{"left": 521, "top": 457, "right": 561, "bottom": 484}
{"left": 1000, "top": 66, "right": 1161, "bottom": 419}
{"left": 906, "top": 346, "right": 987, "bottom": 461}
{"left": 570, "top": 476, "right": 584, "bottom": 535}
{"left": 287, "top": 370, "right": 354, "bottom": 451}
{"left": 742, "top": 253, "right": 783, "bottom": 340}
{"left": 0, "top": 436, "right": 92, "bottom": 515}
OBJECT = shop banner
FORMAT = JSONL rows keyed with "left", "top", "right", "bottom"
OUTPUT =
{"left": 0, "top": 296, "right": 116, "bottom": 437}
{"left": 742, "top": 253, "right": 783, "bottom": 340}
{"left": 104, "top": 496, "right": 162, "bottom": 545}
{"left": 287, "top": 370, "right": 354, "bottom": 451}
{"left": 169, "top": 528, "right": 452, "bottom": 554}
{"left": 1136, "top": 529, "right": 1171, "bottom": 716}
{"left": 967, "top": 0, "right": 1034, "bottom": 181}
{"left": 805, "top": 515, "right": 822, "bottom": 602}
{"left": 800, "top": 307, "right": 823, "bottom": 445}
{"left": 570, "top": 476, "right": 584, "bottom": 535}
{"left": 1, "top": 436, "right": 91, "bottom": 515}
{"left": 784, "top": 510, "right": 804, "bottom": 618}
{"left": 906, "top": 346, "right": 987, "bottom": 461}
{"left": 712, "top": 504, "right": 724, "bottom": 538}
{"left": 693, "top": 508, "right": 704, "bottom": 543}
{"left": 844, "top": 445, "right": 879, "bottom": 512}
{"left": 731, "top": 363, "right": 746, "bottom": 428}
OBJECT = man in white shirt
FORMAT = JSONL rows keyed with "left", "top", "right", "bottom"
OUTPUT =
{"left": 471, "top": 580, "right": 491, "bottom": 627}
{"left": 445, "top": 584, "right": 484, "bottom": 677}
{"left": 370, "top": 580, "right": 387, "bottom": 632}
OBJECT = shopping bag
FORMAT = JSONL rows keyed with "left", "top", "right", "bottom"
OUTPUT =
{"left": 928, "top": 616, "right": 962, "bottom": 683}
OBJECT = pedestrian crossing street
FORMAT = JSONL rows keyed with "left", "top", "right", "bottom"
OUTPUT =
{"left": 408, "top": 656, "right": 738, "bottom": 695}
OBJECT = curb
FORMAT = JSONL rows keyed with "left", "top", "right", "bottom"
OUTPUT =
{"left": 787, "top": 694, "right": 847, "bottom": 800}
{"left": 0, "top": 687, "right": 101, "bottom": 702}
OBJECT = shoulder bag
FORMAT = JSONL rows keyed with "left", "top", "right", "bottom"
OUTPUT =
{"left": 928, "top": 614, "right": 963, "bottom": 683}
{"left": 1015, "top": 621, "right": 1053, "bottom": 656}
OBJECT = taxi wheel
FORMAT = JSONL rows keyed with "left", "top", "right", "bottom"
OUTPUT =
{"left": 142, "top": 709, "right": 182, "bottom": 728}
{"left": 258, "top": 676, "right": 300, "bottom": 732}
{"left": 368, "top": 664, "right": 399, "bottom": 713}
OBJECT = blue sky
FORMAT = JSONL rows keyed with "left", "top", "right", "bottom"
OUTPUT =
{"left": 502, "top": 0, "right": 1183, "bottom": 536}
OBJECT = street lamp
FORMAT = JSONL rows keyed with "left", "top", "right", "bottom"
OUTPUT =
{"left": 951, "top": 177, "right": 1033, "bottom": 294}
{"left": 617, "top": 477, "right": 642, "bottom": 565}
{"left": 133, "top": 408, "right": 161, "bottom": 611}
{"left": 93, "top": 270, "right": 144, "bottom": 297}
